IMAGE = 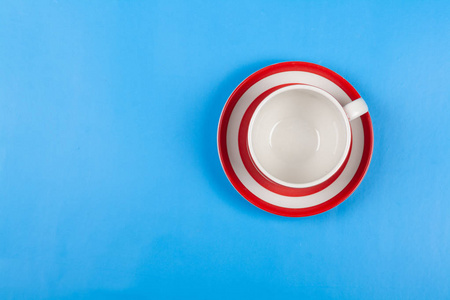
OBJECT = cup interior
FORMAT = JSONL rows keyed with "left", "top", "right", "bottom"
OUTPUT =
{"left": 248, "top": 85, "right": 351, "bottom": 188}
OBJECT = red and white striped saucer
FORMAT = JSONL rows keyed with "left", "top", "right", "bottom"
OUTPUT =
{"left": 217, "top": 61, "right": 374, "bottom": 217}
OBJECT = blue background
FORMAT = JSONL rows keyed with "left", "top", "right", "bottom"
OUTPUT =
{"left": 1, "top": 0, "right": 449, "bottom": 299}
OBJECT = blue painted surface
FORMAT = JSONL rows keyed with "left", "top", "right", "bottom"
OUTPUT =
{"left": 0, "top": 0, "right": 449, "bottom": 299}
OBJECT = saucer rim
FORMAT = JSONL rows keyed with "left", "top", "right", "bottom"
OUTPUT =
{"left": 217, "top": 61, "right": 374, "bottom": 217}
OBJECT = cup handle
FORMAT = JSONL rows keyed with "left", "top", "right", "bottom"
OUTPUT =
{"left": 343, "top": 98, "right": 369, "bottom": 121}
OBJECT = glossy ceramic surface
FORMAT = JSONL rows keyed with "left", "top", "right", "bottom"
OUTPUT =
{"left": 217, "top": 62, "right": 374, "bottom": 217}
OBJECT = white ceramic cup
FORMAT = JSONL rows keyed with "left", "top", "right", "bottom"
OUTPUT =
{"left": 248, "top": 84, "right": 368, "bottom": 189}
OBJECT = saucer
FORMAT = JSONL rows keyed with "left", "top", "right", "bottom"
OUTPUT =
{"left": 217, "top": 62, "right": 374, "bottom": 217}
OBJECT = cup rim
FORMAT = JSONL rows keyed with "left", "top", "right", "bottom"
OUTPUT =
{"left": 247, "top": 84, "right": 352, "bottom": 188}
